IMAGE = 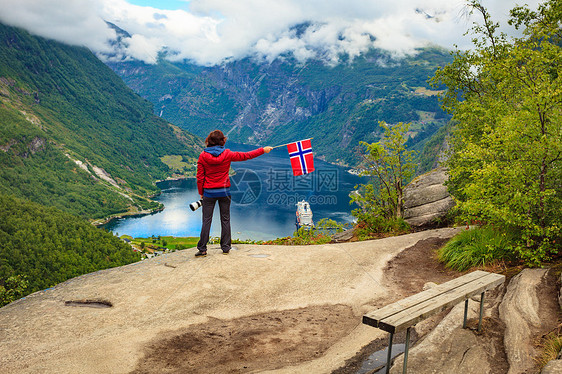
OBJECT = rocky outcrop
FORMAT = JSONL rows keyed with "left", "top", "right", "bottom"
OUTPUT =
{"left": 390, "top": 300, "right": 492, "bottom": 374}
{"left": 558, "top": 272, "right": 562, "bottom": 310}
{"left": 27, "top": 136, "right": 45, "bottom": 154}
{"left": 331, "top": 228, "right": 354, "bottom": 243}
{"left": 0, "top": 228, "right": 462, "bottom": 374}
{"left": 91, "top": 165, "right": 120, "bottom": 189}
{"left": 500, "top": 269, "right": 549, "bottom": 374}
{"left": 403, "top": 167, "right": 455, "bottom": 227}
{"left": 0, "top": 136, "right": 46, "bottom": 158}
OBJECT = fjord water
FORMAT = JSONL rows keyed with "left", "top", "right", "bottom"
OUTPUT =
{"left": 104, "top": 143, "right": 366, "bottom": 240}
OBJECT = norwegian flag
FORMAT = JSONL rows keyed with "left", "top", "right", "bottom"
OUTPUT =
{"left": 287, "top": 139, "right": 315, "bottom": 176}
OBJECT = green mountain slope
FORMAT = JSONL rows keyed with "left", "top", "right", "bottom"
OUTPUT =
{"left": 0, "top": 22, "right": 201, "bottom": 219}
{"left": 108, "top": 47, "right": 452, "bottom": 166}
{"left": 0, "top": 192, "right": 141, "bottom": 306}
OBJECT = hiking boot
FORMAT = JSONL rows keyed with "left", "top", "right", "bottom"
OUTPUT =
{"left": 223, "top": 246, "right": 238, "bottom": 254}
{"left": 195, "top": 250, "right": 207, "bottom": 257}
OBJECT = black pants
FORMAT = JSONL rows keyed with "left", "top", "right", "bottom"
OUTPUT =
{"left": 197, "top": 195, "right": 231, "bottom": 252}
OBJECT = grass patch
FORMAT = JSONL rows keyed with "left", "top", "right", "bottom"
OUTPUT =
{"left": 438, "top": 226, "right": 516, "bottom": 271}
{"left": 413, "top": 87, "right": 445, "bottom": 96}
{"left": 160, "top": 155, "right": 196, "bottom": 173}
{"left": 537, "top": 329, "right": 562, "bottom": 369}
{"left": 129, "top": 236, "right": 199, "bottom": 251}
{"left": 416, "top": 110, "right": 436, "bottom": 122}
{"left": 354, "top": 216, "right": 410, "bottom": 241}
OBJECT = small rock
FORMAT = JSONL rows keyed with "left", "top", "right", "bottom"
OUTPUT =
{"left": 542, "top": 359, "right": 562, "bottom": 374}
{"left": 422, "top": 282, "right": 437, "bottom": 291}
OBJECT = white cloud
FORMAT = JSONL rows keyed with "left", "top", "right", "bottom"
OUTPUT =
{"left": 0, "top": 0, "right": 545, "bottom": 66}
{"left": 125, "top": 34, "right": 161, "bottom": 63}
{"left": 0, "top": 0, "right": 115, "bottom": 52}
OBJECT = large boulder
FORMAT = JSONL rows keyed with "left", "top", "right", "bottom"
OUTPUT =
{"left": 499, "top": 268, "right": 548, "bottom": 374}
{"left": 403, "top": 167, "right": 455, "bottom": 227}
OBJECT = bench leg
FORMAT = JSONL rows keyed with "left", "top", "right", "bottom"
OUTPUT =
{"left": 478, "top": 292, "right": 485, "bottom": 332}
{"left": 403, "top": 327, "right": 411, "bottom": 374}
{"left": 385, "top": 332, "right": 394, "bottom": 374}
{"left": 463, "top": 299, "right": 469, "bottom": 329}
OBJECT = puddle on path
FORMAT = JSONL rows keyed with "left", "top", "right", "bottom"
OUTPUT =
{"left": 356, "top": 344, "right": 405, "bottom": 374}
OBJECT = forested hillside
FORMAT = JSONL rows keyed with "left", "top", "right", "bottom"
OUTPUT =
{"left": 0, "top": 22, "right": 204, "bottom": 305}
{"left": 108, "top": 39, "right": 452, "bottom": 166}
{"left": 0, "top": 193, "right": 140, "bottom": 306}
{"left": 0, "top": 22, "right": 201, "bottom": 219}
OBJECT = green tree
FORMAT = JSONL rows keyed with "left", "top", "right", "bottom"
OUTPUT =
{"left": 431, "top": 0, "right": 562, "bottom": 265}
{"left": 0, "top": 275, "right": 28, "bottom": 307}
{"left": 351, "top": 121, "right": 416, "bottom": 234}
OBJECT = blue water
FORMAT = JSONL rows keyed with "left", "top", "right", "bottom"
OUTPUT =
{"left": 104, "top": 143, "right": 367, "bottom": 240}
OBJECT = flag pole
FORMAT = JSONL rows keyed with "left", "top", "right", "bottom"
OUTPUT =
{"left": 271, "top": 138, "right": 314, "bottom": 149}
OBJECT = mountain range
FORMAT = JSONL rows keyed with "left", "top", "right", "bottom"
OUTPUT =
{"left": 106, "top": 24, "right": 452, "bottom": 167}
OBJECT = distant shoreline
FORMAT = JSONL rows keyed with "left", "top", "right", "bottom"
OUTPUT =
{"left": 92, "top": 205, "right": 165, "bottom": 227}
{"left": 94, "top": 174, "right": 196, "bottom": 228}
{"left": 154, "top": 174, "right": 196, "bottom": 184}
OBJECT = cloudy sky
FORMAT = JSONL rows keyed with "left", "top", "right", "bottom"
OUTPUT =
{"left": 0, "top": 0, "right": 543, "bottom": 66}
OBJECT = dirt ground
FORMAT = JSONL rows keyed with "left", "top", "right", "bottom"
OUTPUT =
{"left": 130, "top": 237, "right": 456, "bottom": 374}
{"left": 129, "top": 237, "right": 561, "bottom": 374}
{"left": 131, "top": 304, "right": 357, "bottom": 374}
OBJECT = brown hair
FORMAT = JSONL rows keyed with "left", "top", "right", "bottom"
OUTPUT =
{"left": 205, "top": 130, "right": 227, "bottom": 147}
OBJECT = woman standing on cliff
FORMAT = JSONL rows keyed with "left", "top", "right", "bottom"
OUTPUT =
{"left": 195, "top": 130, "right": 272, "bottom": 257}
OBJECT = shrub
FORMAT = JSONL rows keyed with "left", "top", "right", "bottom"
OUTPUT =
{"left": 0, "top": 275, "right": 28, "bottom": 307}
{"left": 438, "top": 226, "right": 516, "bottom": 271}
{"left": 353, "top": 211, "right": 410, "bottom": 240}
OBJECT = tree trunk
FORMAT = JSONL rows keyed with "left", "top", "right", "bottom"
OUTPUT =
{"left": 539, "top": 156, "right": 546, "bottom": 231}
{"left": 396, "top": 182, "right": 403, "bottom": 219}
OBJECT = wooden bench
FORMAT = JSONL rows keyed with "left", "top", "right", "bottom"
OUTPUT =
{"left": 362, "top": 270, "right": 505, "bottom": 374}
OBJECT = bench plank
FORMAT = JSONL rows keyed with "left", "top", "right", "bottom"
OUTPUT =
{"left": 363, "top": 271, "right": 505, "bottom": 333}
{"left": 378, "top": 273, "right": 505, "bottom": 333}
{"left": 362, "top": 270, "right": 490, "bottom": 328}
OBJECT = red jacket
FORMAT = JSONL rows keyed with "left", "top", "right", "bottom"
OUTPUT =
{"left": 197, "top": 146, "right": 265, "bottom": 196}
